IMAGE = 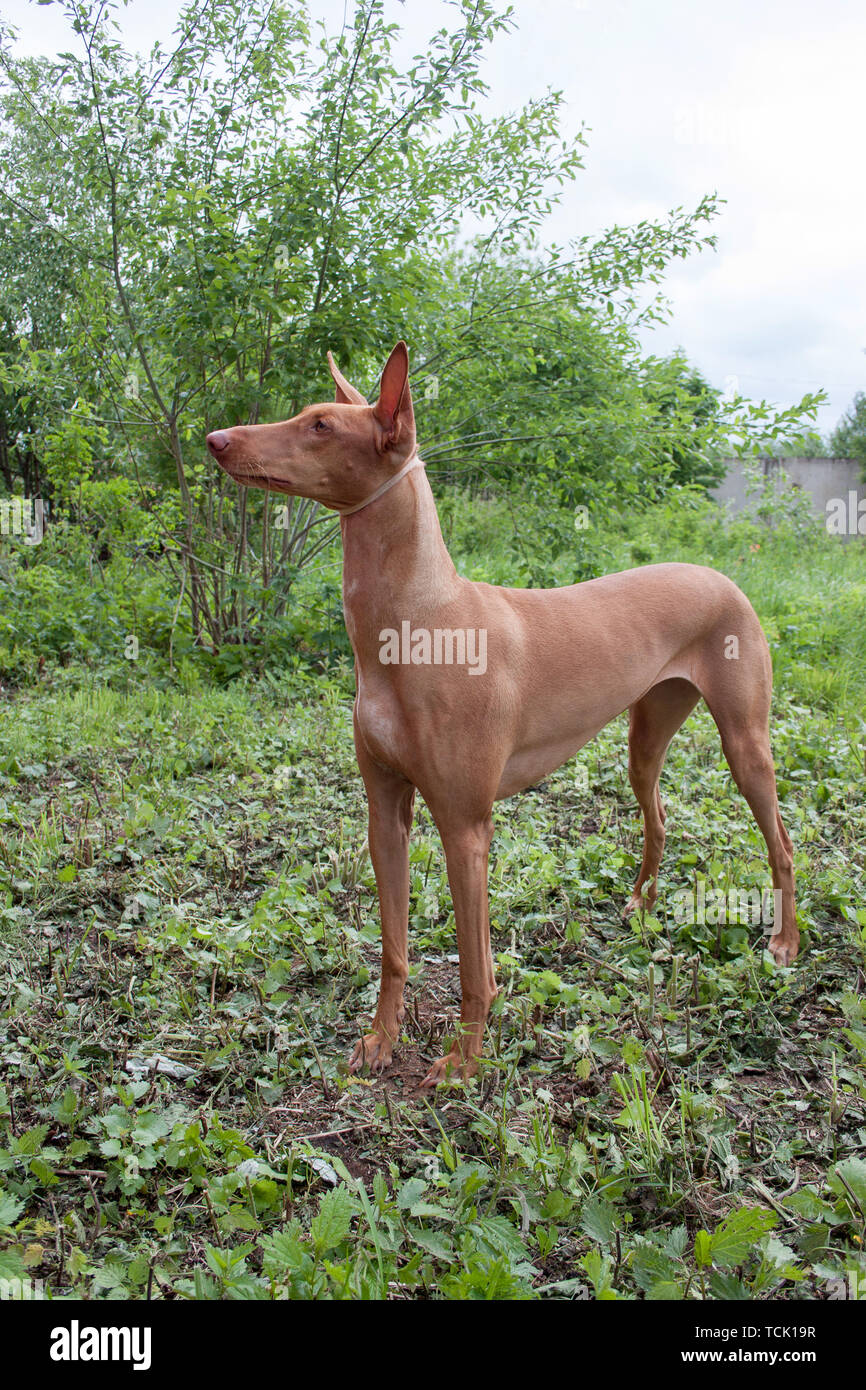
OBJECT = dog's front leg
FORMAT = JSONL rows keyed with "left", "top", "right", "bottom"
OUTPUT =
{"left": 348, "top": 725, "right": 415, "bottom": 1075}
{"left": 420, "top": 814, "right": 497, "bottom": 1088}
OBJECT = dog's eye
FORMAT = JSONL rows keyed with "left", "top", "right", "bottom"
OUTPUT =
{"left": 313, "top": 419, "right": 329, "bottom": 432}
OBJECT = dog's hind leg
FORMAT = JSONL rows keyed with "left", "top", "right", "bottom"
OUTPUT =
{"left": 704, "top": 706, "right": 798, "bottom": 964}
{"left": 695, "top": 622, "right": 798, "bottom": 965}
{"left": 624, "top": 677, "right": 702, "bottom": 917}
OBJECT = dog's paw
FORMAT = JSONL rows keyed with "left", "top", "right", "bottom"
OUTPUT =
{"left": 348, "top": 1030, "right": 395, "bottom": 1075}
{"left": 623, "top": 887, "right": 656, "bottom": 919}
{"left": 419, "top": 1049, "right": 477, "bottom": 1089}
{"left": 768, "top": 936, "right": 799, "bottom": 967}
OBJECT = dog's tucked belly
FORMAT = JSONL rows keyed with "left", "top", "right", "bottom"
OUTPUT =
{"left": 496, "top": 721, "right": 614, "bottom": 799}
{"left": 494, "top": 636, "right": 699, "bottom": 799}
{"left": 495, "top": 664, "right": 693, "bottom": 799}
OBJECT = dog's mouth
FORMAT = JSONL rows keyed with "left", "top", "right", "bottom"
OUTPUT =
{"left": 207, "top": 437, "right": 332, "bottom": 502}
{"left": 213, "top": 457, "right": 297, "bottom": 494}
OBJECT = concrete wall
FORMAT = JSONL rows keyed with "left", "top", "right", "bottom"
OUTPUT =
{"left": 712, "top": 457, "right": 866, "bottom": 538}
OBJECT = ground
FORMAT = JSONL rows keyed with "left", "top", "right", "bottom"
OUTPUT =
{"left": 0, "top": 672, "right": 863, "bottom": 1300}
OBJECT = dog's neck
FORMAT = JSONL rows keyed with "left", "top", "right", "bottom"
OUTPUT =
{"left": 340, "top": 457, "right": 461, "bottom": 668}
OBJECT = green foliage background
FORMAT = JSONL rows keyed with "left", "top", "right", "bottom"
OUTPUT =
{"left": 0, "top": 0, "right": 824, "bottom": 669}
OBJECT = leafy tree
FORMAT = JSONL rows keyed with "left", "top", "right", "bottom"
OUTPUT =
{"left": 0, "top": 0, "right": 825, "bottom": 653}
{"left": 830, "top": 391, "right": 866, "bottom": 473}
{"left": 1, "top": 0, "right": 589, "bottom": 645}
{"left": 756, "top": 430, "right": 829, "bottom": 459}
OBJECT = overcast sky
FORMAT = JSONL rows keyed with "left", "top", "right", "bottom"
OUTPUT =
{"left": 4, "top": 0, "right": 864, "bottom": 437}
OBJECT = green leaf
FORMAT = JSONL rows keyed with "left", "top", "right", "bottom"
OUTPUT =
{"left": 310, "top": 1186, "right": 356, "bottom": 1254}
{"left": 647, "top": 1279, "right": 683, "bottom": 1300}
{"left": 694, "top": 1229, "right": 713, "bottom": 1267}
{"left": 0, "top": 1248, "right": 27, "bottom": 1280}
{"left": 261, "top": 1228, "right": 308, "bottom": 1276}
{"left": 471, "top": 1215, "right": 531, "bottom": 1266}
{"left": 29, "top": 1157, "right": 58, "bottom": 1186}
{"left": 193, "top": 1269, "right": 220, "bottom": 1300}
{"left": 580, "top": 1249, "right": 616, "bottom": 1298}
{"left": 709, "top": 1270, "right": 750, "bottom": 1300}
{"left": 664, "top": 1225, "right": 689, "bottom": 1259}
{"left": 0, "top": 1193, "right": 25, "bottom": 1226}
{"left": 631, "top": 1241, "right": 677, "bottom": 1294}
{"left": 396, "top": 1177, "right": 426, "bottom": 1210}
{"left": 764, "top": 1236, "right": 800, "bottom": 1271}
{"left": 708, "top": 1207, "right": 777, "bottom": 1269}
{"left": 409, "top": 1228, "right": 455, "bottom": 1261}
{"left": 13, "top": 1126, "right": 49, "bottom": 1157}
{"left": 580, "top": 1195, "right": 620, "bottom": 1246}
{"left": 828, "top": 1157, "right": 866, "bottom": 1208}
{"left": 783, "top": 1189, "right": 838, "bottom": 1223}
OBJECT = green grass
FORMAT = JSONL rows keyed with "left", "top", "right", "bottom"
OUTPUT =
{"left": 0, "top": 493, "right": 864, "bottom": 1300}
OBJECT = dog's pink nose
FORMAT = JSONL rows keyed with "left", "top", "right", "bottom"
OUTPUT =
{"left": 207, "top": 430, "right": 231, "bottom": 454}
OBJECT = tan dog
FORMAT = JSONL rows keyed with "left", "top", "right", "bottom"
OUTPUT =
{"left": 207, "top": 342, "right": 798, "bottom": 1086}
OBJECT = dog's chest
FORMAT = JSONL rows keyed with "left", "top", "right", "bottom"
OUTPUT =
{"left": 354, "top": 673, "right": 412, "bottom": 773}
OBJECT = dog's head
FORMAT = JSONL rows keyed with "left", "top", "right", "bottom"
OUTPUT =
{"left": 206, "top": 341, "right": 416, "bottom": 512}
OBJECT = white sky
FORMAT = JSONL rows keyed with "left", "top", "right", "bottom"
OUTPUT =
{"left": 4, "top": 0, "right": 864, "bottom": 437}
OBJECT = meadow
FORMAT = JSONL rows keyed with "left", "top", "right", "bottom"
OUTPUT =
{"left": 1, "top": 484, "right": 864, "bottom": 1300}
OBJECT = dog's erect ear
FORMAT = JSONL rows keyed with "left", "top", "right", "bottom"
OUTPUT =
{"left": 327, "top": 351, "right": 368, "bottom": 406}
{"left": 373, "top": 341, "right": 414, "bottom": 448}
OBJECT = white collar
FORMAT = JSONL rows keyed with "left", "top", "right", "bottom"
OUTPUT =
{"left": 338, "top": 451, "right": 423, "bottom": 516}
